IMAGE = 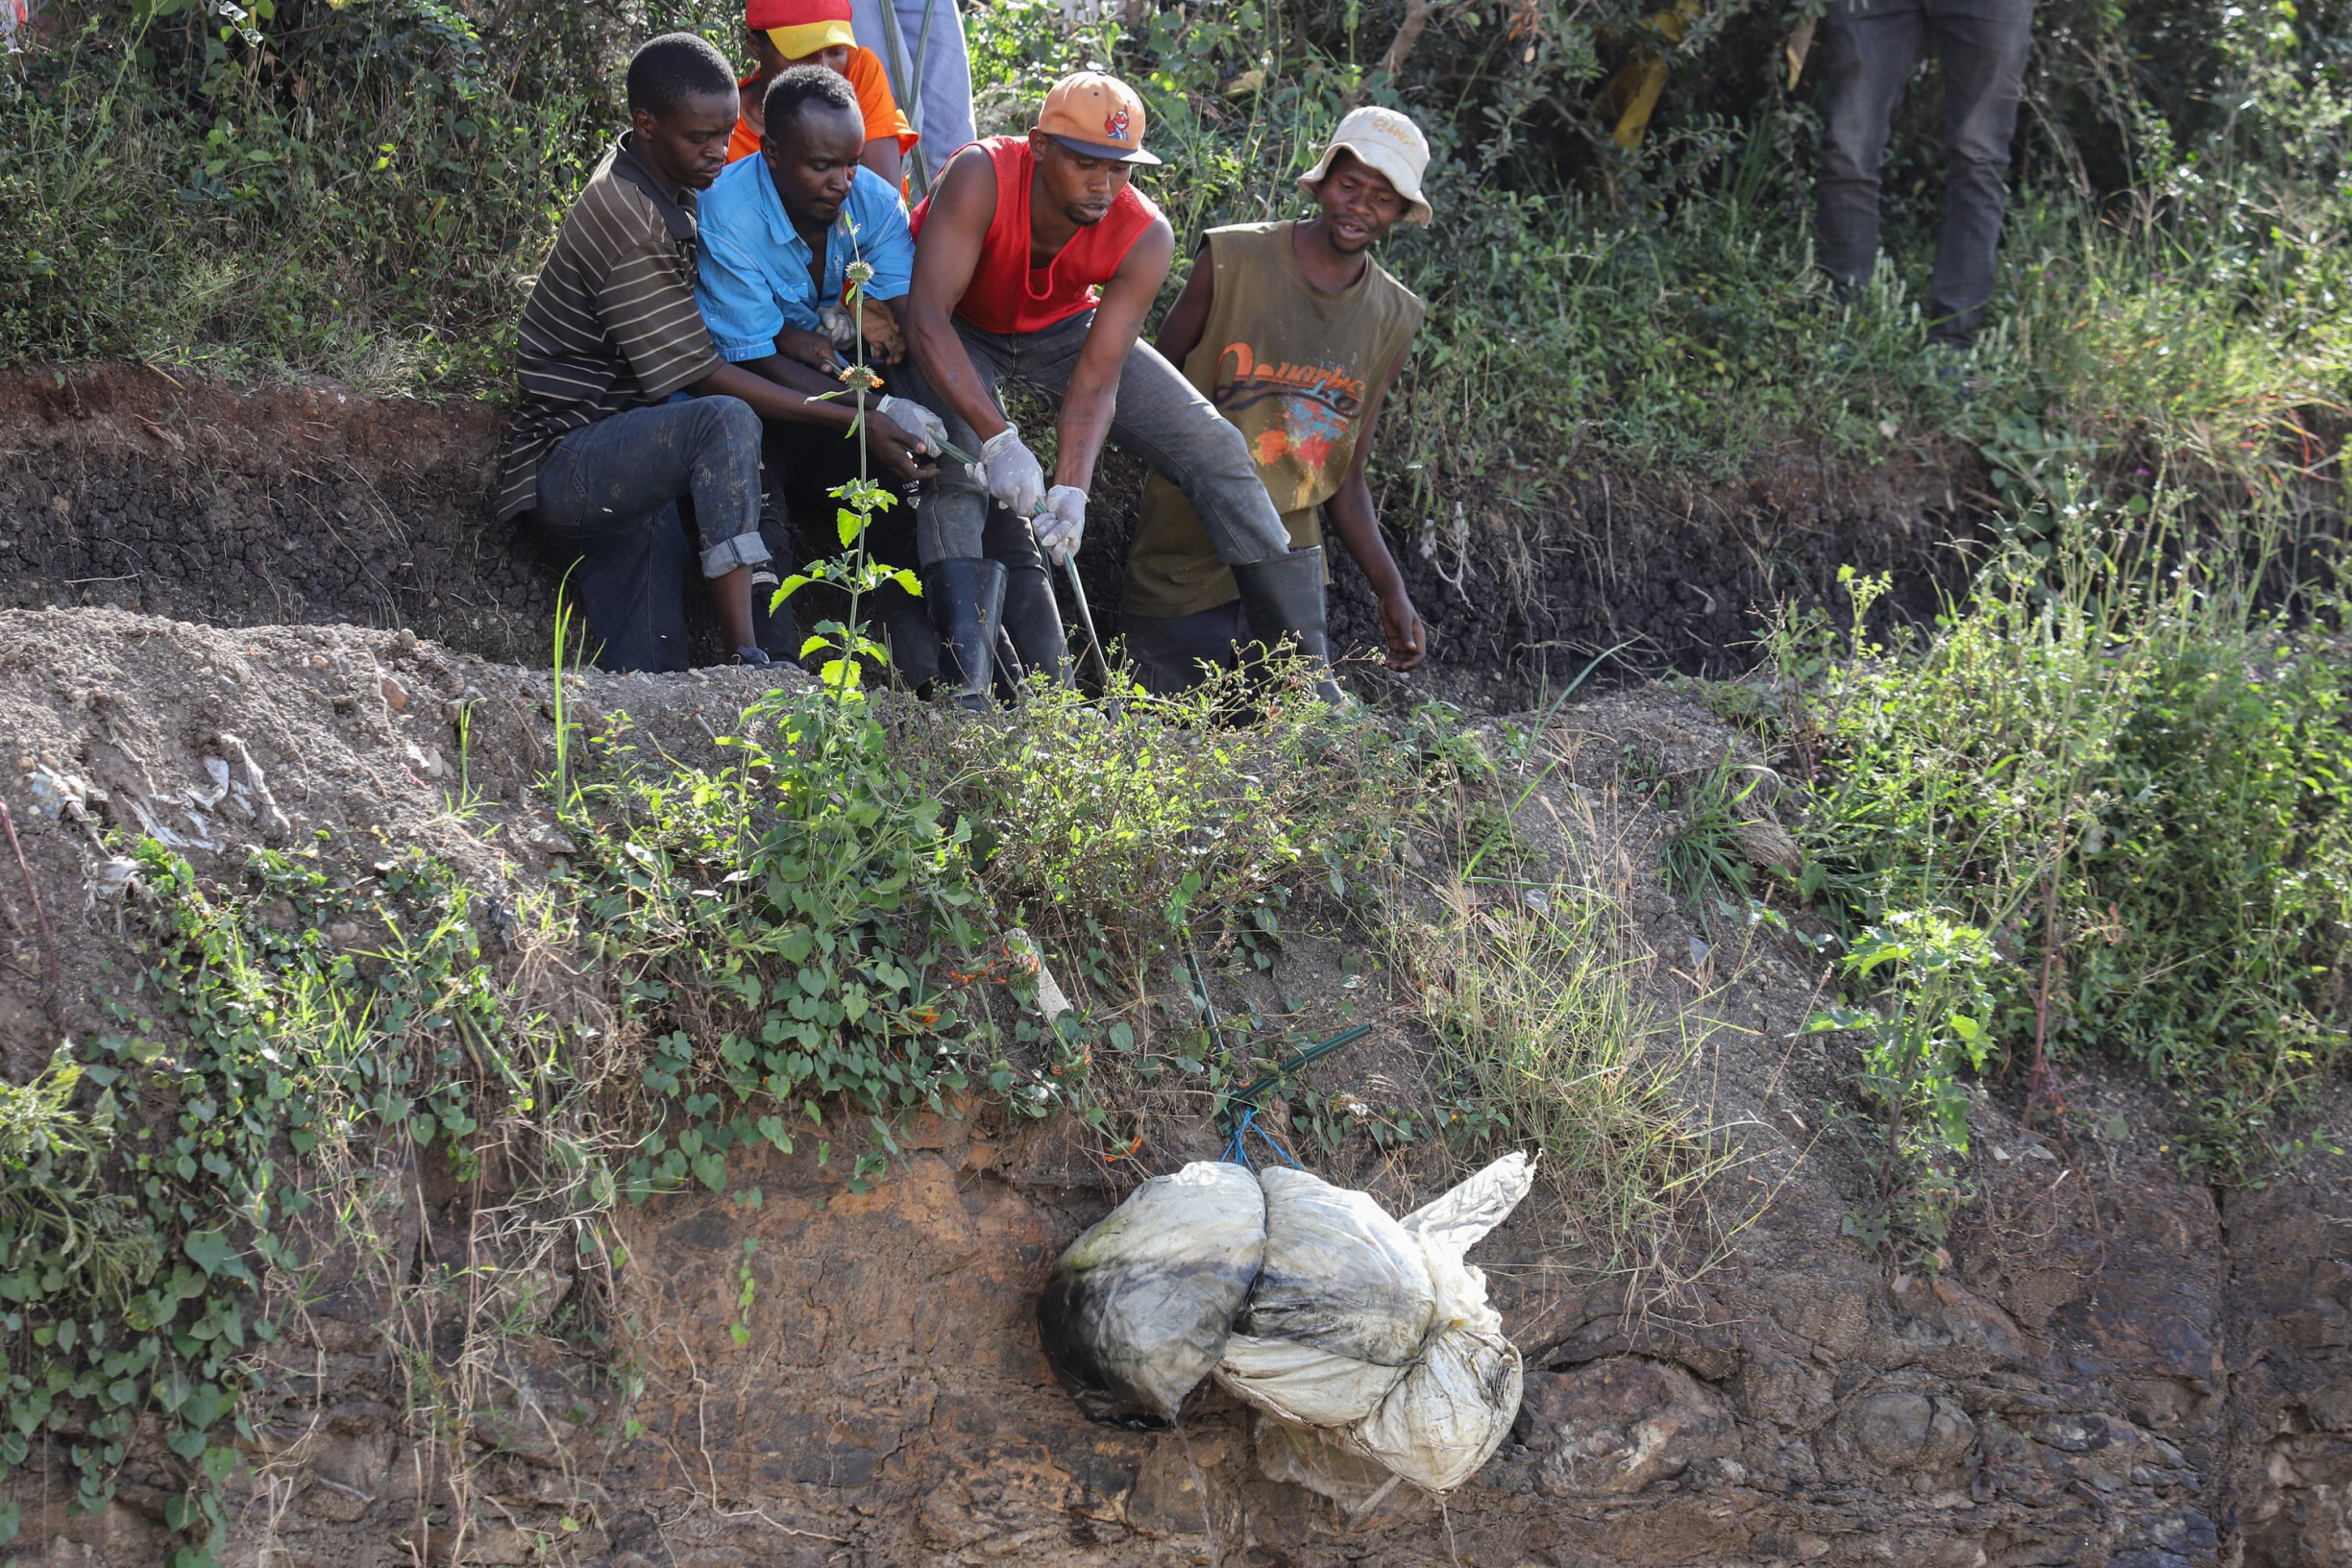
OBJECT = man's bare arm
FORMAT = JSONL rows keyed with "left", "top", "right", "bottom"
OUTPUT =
{"left": 1321, "top": 358, "right": 1426, "bottom": 670}
{"left": 1054, "top": 216, "right": 1174, "bottom": 493}
{"left": 902, "top": 147, "right": 1008, "bottom": 439}
{"left": 728, "top": 353, "right": 845, "bottom": 406}
{"left": 1152, "top": 238, "right": 1214, "bottom": 367}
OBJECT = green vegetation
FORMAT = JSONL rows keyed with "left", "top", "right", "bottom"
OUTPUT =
{"left": 1707, "top": 492, "right": 2352, "bottom": 1256}
{"left": 3, "top": 843, "right": 567, "bottom": 1563}
{"left": 1410, "top": 878, "right": 1729, "bottom": 1273}
{"left": 6, "top": 0, "right": 2344, "bottom": 495}
{"left": 4, "top": 0, "right": 2350, "bottom": 1534}
{"left": 2, "top": 639, "right": 1611, "bottom": 1559}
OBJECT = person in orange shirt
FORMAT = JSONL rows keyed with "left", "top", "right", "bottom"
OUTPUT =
{"left": 731, "top": 0, "right": 918, "bottom": 188}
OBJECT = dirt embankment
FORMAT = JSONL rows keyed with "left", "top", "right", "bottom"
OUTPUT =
{"left": 0, "top": 368, "right": 540, "bottom": 663}
{"left": 0, "top": 607, "right": 2345, "bottom": 1568}
{"left": 1, "top": 367, "right": 1986, "bottom": 691}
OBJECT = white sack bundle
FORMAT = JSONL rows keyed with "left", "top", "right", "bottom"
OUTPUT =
{"left": 1243, "top": 1164, "right": 1435, "bottom": 1364}
{"left": 1220, "top": 1151, "right": 1535, "bottom": 1492}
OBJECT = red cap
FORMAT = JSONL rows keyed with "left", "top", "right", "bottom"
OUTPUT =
{"left": 746, "top": 0, "right": 849, "bottom": 25}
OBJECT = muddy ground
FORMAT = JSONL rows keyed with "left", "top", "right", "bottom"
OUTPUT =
{"left": 1, "top": 366, "right": 1983, "bottom": 695}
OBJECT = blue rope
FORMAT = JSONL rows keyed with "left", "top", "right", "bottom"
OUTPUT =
{"left": 1223, "top": 1109, "right": 1255, "bottom": 1169}
{"left": 1221, "top": 1107, "right": 1302, "bottom": 1171}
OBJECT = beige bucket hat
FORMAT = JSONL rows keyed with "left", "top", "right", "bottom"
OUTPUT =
{"left": 1297, "top": 106, "right": 1433, "bottom": 226}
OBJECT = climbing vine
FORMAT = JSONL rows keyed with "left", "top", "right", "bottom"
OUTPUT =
{"left": 3, "top": 841, "right": 518, "bottom": 1564}
{"left": 1, "top": 682, "right": 1079, "bottom": 1560}
{"left": 556, "top": 684, "right": 1082, "bottom": 1201}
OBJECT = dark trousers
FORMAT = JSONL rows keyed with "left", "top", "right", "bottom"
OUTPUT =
{"left": 1816, "top": 0, "right": 2035, "bottom": 348}
{"left": 758, "top": 418, "right": 940, "bottom": 690}
{"left": 1121, "top": 601, "right": 1248, "bottom": 697}
{"left": 891, "top": 310, "right": 1290, "bottom": 569}
{"left": 527, "top": 398, "right": 768, "bottom": 672}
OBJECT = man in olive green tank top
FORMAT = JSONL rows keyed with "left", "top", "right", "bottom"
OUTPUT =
{"left": 1119, "top": 107, "right": 1433, "bottom": 694}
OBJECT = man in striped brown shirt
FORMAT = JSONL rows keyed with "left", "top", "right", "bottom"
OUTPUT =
{"left": 498, "top": 32, "right": 936, "bottom": 672}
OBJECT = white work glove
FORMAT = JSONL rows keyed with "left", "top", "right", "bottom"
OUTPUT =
{"left": 817, "top": 301, "right": 860, "bottom": 354}
{"left": 980, "top": 425, "right": 1047, "bottom": 518}
{"left": 1034, "top": 484, "right": 1087, "bottom": 567}
{"left": 873, "top": 394, "right": 949, "bottom": 456}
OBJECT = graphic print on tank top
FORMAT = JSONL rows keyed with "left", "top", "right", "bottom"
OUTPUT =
{"left": 1212, "top": 338, "right": 1375, "bottom": 491}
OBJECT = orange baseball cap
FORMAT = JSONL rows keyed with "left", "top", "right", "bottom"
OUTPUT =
{"left": 1036, "top": 71, "right": 1161, "bottom": 165}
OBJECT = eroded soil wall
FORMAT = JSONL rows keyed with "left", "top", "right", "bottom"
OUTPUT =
{"left": 2, "top": 368, "right": 1984, "bottom": 684}
{"left": 0, "top": 611, "right": 2343, "bottom": 1568}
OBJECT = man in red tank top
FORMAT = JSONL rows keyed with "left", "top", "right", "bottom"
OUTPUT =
{"left": 897, "top": 73, "right": 1342, "bottom": 706}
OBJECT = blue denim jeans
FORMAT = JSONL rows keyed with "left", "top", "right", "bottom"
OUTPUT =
{"left": 894, "top": 310, "right": 1291, "bottom": 570}
{"left": 1816, "top": 0, "right": 2036, "bottom": 347}
{"left": 528, "top": 397, "right": 768, "bottom": 672}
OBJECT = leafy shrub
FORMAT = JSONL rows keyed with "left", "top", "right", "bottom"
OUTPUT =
{"left": 556, "top": 684, "right": 1072, "bottom": 1195}
{"left": 1776, "top": 508, "right": 2352, "bottom": 1173}
{"left": 916, "top": 664, "right": 1437, "bottom": 962}
{"left": 0, "top": 841, "right": 555, "bottom": 1560}
{"left": 4, "top": 0, "right": 2343, "bottom": 492}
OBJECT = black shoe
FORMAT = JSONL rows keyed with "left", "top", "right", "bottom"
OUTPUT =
{"left": 730, "top": 645, "right": 772, "bottom": 666}
{"left": 748, "top": 570, "right": 797, "bottom": 659}
{"left": 922, "top": 557, "right": 1007, "bottom": 711}
{"left": 1229, "top": 549, "right": 1343, "bottom": 704}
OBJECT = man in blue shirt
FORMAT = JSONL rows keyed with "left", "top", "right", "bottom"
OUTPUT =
{"left": 697, "top": 65, "right": 952, "bottom": 683}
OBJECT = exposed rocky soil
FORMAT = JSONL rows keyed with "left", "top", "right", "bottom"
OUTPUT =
{"left": 2, "top": 375, "right": 2345, "bottom": 1568}
{"left": 0, "top": 608, "right": 2342, "bottom": 1568}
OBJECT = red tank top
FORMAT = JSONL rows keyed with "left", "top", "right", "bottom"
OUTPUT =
{"left": 911, "top": 136, "right": 1160, "bottom": 336}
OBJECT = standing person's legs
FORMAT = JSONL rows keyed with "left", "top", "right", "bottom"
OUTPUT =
{"left": 853, "top": 0, "right": 977, "bottom": 183}
{"left": 1924, "top": 0, "right": 2035, "bottom": 347}
{"left": 903, "top": 0, "right": 976, "bottom": 166}
{"left": 1816, "top": 0, "right": 1928, "bottom": 295}
{"left": 530, "top": 398, "right": 768, "bottom": 673}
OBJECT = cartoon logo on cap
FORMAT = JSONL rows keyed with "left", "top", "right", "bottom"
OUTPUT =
{"left": 1103, "top": 106, "right": 1131, "bottom": 142}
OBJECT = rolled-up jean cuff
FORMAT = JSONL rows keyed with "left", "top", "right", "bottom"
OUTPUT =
{"left": 700, "top": 533, "right": 772, "bottom": 576}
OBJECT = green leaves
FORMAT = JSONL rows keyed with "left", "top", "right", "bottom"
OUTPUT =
{"left": 2, "top": 841, "right": 537, "bottom": 1556}
{"left": 578, "top": 684, "right": 995, "bottom": 1207}
{"left": 1787, "top": 527, "right": 2352, "bottom": 1183}
{"left": 181, "top": 1231, "right": 235, "bottom": 1279}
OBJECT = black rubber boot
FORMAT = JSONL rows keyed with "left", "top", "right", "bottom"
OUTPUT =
{"left": 996, "top": 563, "right": 1072, "bottom": 699}
{"left": 1229, "top": 548, "right": 1343, "bottom": 704}
{"left": 923, "top": 557, "right": 1008, "bottom": 711}
{"left": 747, "top": 570, "right": 798, "bottom": 661}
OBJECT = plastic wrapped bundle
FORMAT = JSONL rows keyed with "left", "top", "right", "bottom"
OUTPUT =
{"left": 1214, "top": 1333, "right": 1409, "bottom": 1428}
{"left": 1243, "top": 1164, "right": 1435, "bottom": 1364}
{"left": 1348, "top": 1222, "right": 1525, "bottom": 1491}
{"left": 1037, "top": 1162, "right": 1266, "bottom": 1429}
{"left": 1221, "top": 1152, "right": 1535, "bottom": 1491}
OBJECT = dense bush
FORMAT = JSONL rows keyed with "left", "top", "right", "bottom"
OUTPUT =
{"left": 1767, "top": 505, "right": 2352, "bottom": 1180}
{"left": 3, "top": 0, "right": 2343, "bottom": 485}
